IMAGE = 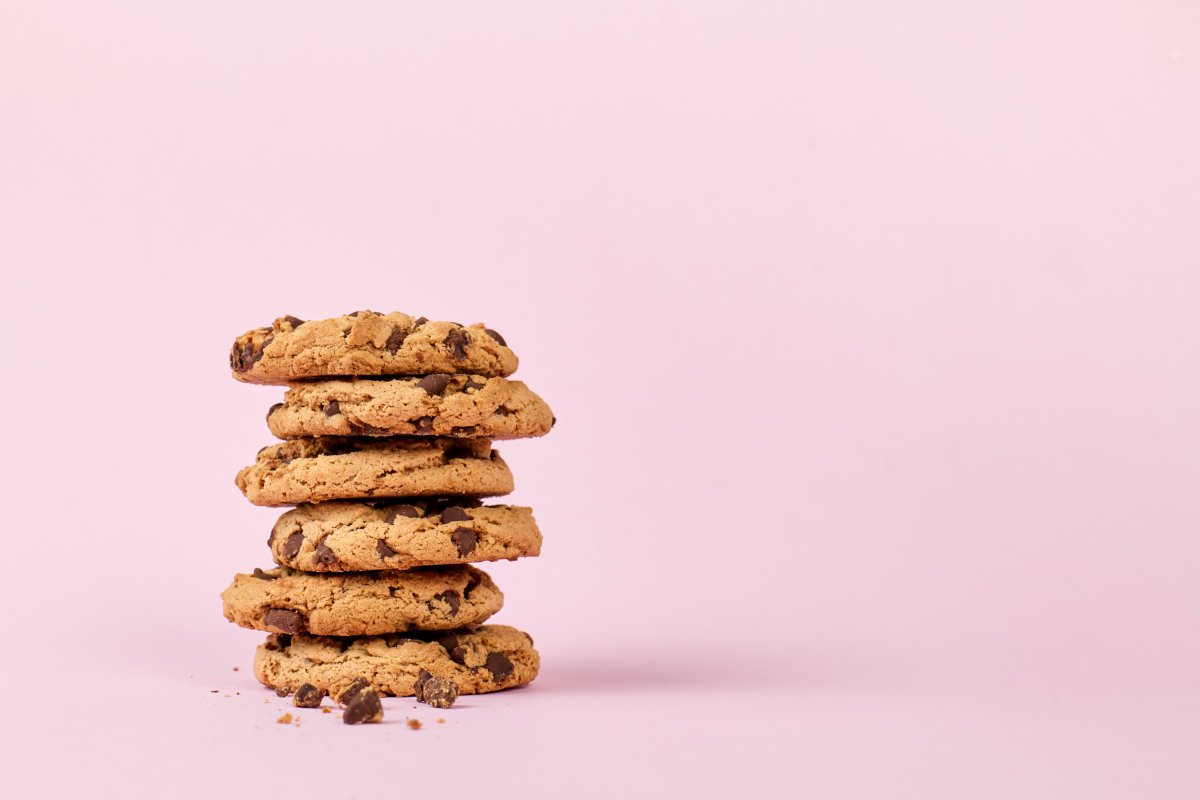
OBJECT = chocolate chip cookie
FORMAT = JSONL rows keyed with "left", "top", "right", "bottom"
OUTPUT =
{"left": 221, "top": 565, "right": 502, "bottom": 636}
{"left": 265, "top": 375, "right": 554, "bottom": 440}
{"left": 230, "top": 312, "right": 518, "bottom": 384}
{"left": 268, "top": 499, "right": 542, "bottom": 572}
{"left": 235, "top": 437, "right": 514, "bottom": 506}
{"left": 254, "top": 625, "right": 538, "bottom": 697}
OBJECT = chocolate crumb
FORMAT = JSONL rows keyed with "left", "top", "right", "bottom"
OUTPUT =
{"left": 417, "top": 677, "right": 458, "bottom": 709}
{"left": 343, "top": 688, "right": 383, "bottom": 725}
{"left": 337, "top": 677, "right": 372, "bottom": 706}
{"left": 293, "top": 684, "right": 325, "bottom": 708}
{"left": 274, "top": 687, "right": 290, "bottom": 698}
{"left": 233, "top": 667, "right": 239, "bottom": 672}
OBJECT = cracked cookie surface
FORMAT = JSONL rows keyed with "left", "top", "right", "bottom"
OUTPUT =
{"left": 266, "top": 376, "right": 553, "bottom": 440}
{"left": 230, "top": 312, "right": 518, "bottom": 384}
{"left": 235, "top": 437, "right": 514, "bottom": 506}
{"left": 269, "top": 499, "right": 541, "bottom": 572}
{"left": 254, "top": 625, "right": 539, "bottom": 697}
{"left": 221, "top": 565, "right": 502, "bottom": 636}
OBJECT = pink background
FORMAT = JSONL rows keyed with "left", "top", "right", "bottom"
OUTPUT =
{"left": 2, "top": 1, "right": 1198, "bottom": 797}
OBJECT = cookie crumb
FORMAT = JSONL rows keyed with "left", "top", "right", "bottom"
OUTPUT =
{"left": 343, "top": 687, "right": 383, "bottom": 725}
{"left": 263, "top": 698, "right": 269, "bottom": 704}
{"left": 321, "top": 707, "right": 332, "bottom": 714}
{"left": 406, "top": 718, "right": 422, "bottom": 730}
{"left": 276, "top": 713, "right": 293, "bottom": 724}
{"left": 417, "top": 676, "right": 458, "bottom": 709}
{"left": 437, "top": 718, "right": 445, "bottom": 724}
{"left": 293, "top": 683, "right": 325, "bottom": 708}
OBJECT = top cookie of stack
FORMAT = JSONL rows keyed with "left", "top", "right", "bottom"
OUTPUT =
{"left": 230, "top": 311, "right": 518, "bottom": 384}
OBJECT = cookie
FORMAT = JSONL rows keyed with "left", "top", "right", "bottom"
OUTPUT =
{"left": 221, "top": 565, "right": 502, "bottom": 636}
{"left": 235, "top": 437, "right": 514, "bottom": 506}
{"left": 269, "top": 499, "right": 542, "bottom": 572}
{"left": 254, "top": 625, "right": 539, "bottom": 697}
{"left": 230, "top": 312, "right": 518, "bottom": 384}
{"left": 265, "top": 376, "right": 554, "bottom": 440}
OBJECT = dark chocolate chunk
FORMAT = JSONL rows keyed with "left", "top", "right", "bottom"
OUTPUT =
{"left": 293, "top": 683, "right": 324, "bottom": 708}
{"left": 417, "top": 374, "right": 452, "bottom": 395}
{"left": 313, "top": 537, "right": 338, "bottom": 566}
{"left": 430, "top": 590, "right": 461, "bottom": 616}
{"left": 267, "top": 402, "right": 283, "bottom": 422}
{"left": 384, "top": 505, "right": 420, "bottom": 522}
{"left": 251, "top": 568, "right": 277, "bottom": 581}
{"left": 437, "top": 634, "right": 460, "bottom": 655}
{"left": 373, "top": 539, "right": 397, "bottom": 560}
{"left": 449, "top": 646, "right": 468, "bottom": 664}
{"left": 443, "top": 328, "right": 470, "bottom": 360}
{"left": 263, "top": 608, "right": 304, "bottom": 634}
{"left": 412, "top": 316, "right": 428, "bottom": 328}
{"left": 282, "top": 315, "right": 305, "bottom": 328}
{"left": 263, "top": 633, "right": 293, "bottom": 651}
{"left": 451, "top": 528, "right": 478, "bottom": 557}
{"left": 484, "top": 328, "right": 507, "bottom": 346}
{"left": 385, "top": 327, "right": 407, "bottom": 355}
{"left": 281, "top": 532, "right": 304, "bottom": 559}
{"left": 440, "top": 506, "right": 470, "bottom": 523}
{"left": 323, "top": 400, "right": 341, "bottom": 417}
{"left": 485, "top": 652, "right": 514, "bottom": 682}
{"left": 493, "top": 406, "right": 510, "bottom": 417}
{"left": 413, "top": 416, "right": 435, "bottom": 431}
{"left": 342, "top": 687, "right": 383, "bottom": 725}
{"left": 418, "top": 677, "right": 458, "bottom": 709}
{"left": 275, "top": 687, "right": 290, "bottom": 697}
{"left": 463, "top": 378, "right": 486, "bottom": 392}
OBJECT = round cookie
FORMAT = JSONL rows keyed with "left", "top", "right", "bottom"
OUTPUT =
{"left": 235, "top": 437, "right": 514, "bottom": 507}
{"left": 266, "top": 376, "right": 554, "bottom": 440}
{"left": 230, "top": 312, "right": 518, "bottom": 384}
{"left": 221, "top": 565, "right": 502, "bottom": 636}
{"left": 269, "top": 499, "right": 542, "bottom": 572}
{"left": 254, "top": 625, "right": 539, "bottom": 697}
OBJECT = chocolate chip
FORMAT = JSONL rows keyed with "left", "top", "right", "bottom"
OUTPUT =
{"left": 281, "top": 532, "right": 304, "bottom": 559}
{"left": 337, "top": 677, "right": 371, "bottom": 706}
{"left": 493, "top": 406, "right": 510, "bottom": 417}
{"left": 484, "top": 328, "right": 507, "bottom": 346}
{"left": 275, "top": 687, "right": 290, "bottom": 697}
{"left": 443, "top": 328, "right": 470, "bottom": 360}
{"left": 413, "top": 670, "right": 433, "bottom": 701}
{"left": 375, "top": 539, "right": 398, "bottom": 559}
{"left": 293, "top": 683, "right": 324, "bottom": 708}
{"left": 437, "top": 634, "right": 460, "bottom": 655}
{"left": 417, "top": 374, "right": 452, "bottom": 395}
{"left": 384, "top": 505, "right": 420, "bottom": 522}
{"left": 251, "top": 568, "right": 277, "bottom": 581}
{"left": 551, "top": 416, "right": 557, "bottom": 427}
{"left": 263, "top": 633, "right": 293, "bottom": 651}
{"left": 385, "top": 327, "right": 407, "bottom": 355}
{"left": 342, "top": 687, "right": 383, "bottom": 725}
{"left": 485, "top": 653, "right": 514, "bottom": 682}
{"left": 418, "top": 677, "right": 458, "bottom": 709}
{"left": 413, "top": 416, "right": 435, "bottom": 431}
{"left": 283, "top": 315, "right": 305, "bottom": 328}
{"left": 345, "top": 311, "right": 364, "bottom": 318}
{"left": 412, "top": 316, "right": 428, "bottom": 328}
{"left": 231, "top": 336, "right": 271, "bottom": 372}
{"left": 449, "top": 646, "right": 468, "bottom": 664}
{"left": 463, "top": 378, "right": 486, "bottom": 392}
{"left": 430, "top": 590, "right": 461, "bottom": 616}
{"left": 313, "top": 537, "right": 338, "bottom": 566}
{"left": 323, "top": 400, "right": 341, "bottom": 417}
{"left": 440, "top": 506, "right": 470, "bottom": 523}
{"left": 263, "top": 608, "right": 304, "bottom": 634}
{"left": 348, "top": 422, "right": 392, "bottom": 436}
{"left": 267, "top": 402, "right": 283, "bottom": 422}
{"left": 444, "top": 443, "right": 476, "bottom": 460}
{"left": 450, "top": 528, "right": 478, "bottom": 557}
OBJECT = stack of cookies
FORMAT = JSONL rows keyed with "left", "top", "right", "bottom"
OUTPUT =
{"left": 221, "top": 311, "right": 551, "bottom": 717}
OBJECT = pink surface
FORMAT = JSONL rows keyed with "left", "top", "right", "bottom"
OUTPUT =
{"left": 2, "top": 2, "right": 1199, "bottom": 797}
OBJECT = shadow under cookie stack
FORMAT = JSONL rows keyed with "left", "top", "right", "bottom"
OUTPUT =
{"left": 221, "top": 311, "right": 551, "bottom": 722}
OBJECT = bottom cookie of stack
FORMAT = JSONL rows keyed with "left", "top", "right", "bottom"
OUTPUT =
{"left": 255, "top": 624, "right": 539, "bottom": 698}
